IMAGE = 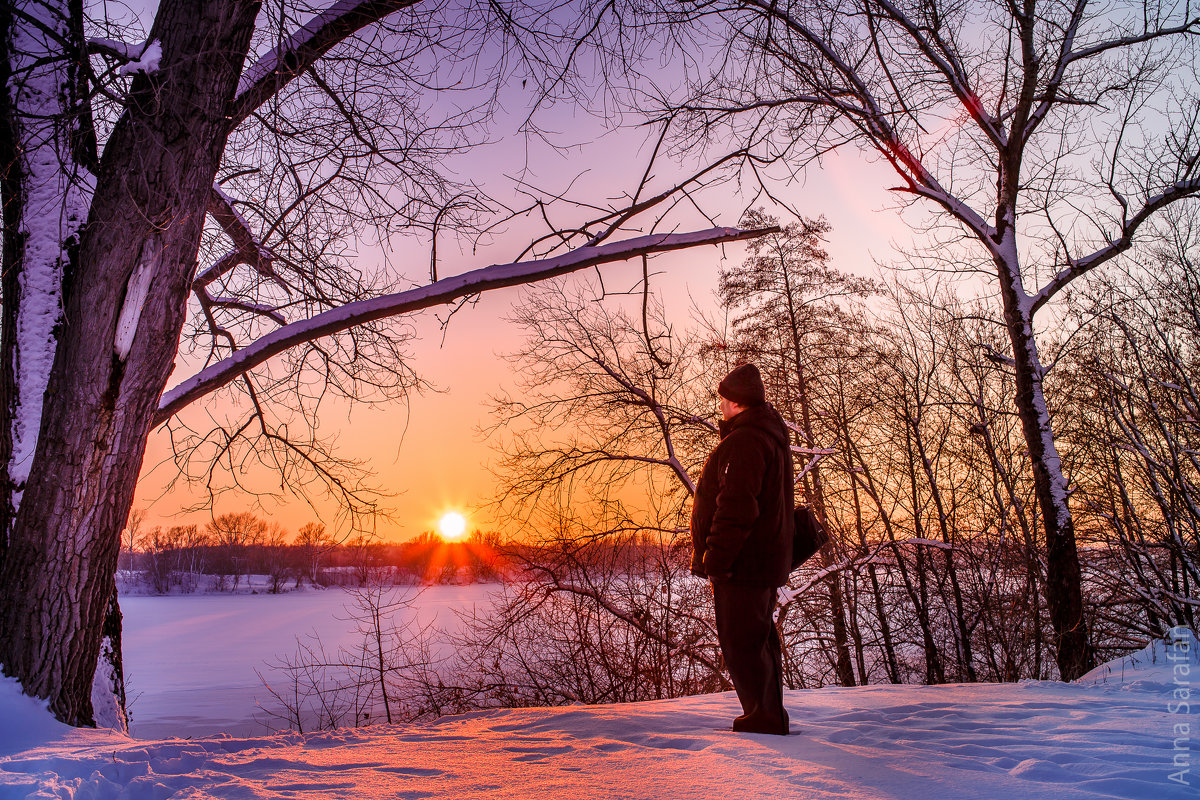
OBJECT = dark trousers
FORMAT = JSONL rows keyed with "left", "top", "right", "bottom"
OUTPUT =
{"left": 713, "top": 581, "right": 788, "bottom": 734}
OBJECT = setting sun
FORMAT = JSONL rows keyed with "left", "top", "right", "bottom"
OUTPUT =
{"left": 437, "top": 511, "right": 468, "bottom": 541}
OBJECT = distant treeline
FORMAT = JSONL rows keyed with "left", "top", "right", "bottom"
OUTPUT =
{"left": 119, "top": 512, "right": 515, "bottom": 593}
{"left": 119, "top": 511, "right": 673, "bottom": 594}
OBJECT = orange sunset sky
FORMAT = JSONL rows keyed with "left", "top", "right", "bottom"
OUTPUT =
{"left": 118, "top": 2, "right": 912, "bottom": 543}
{"left": 133, "top": 147, "right": 906, "bottom": 544}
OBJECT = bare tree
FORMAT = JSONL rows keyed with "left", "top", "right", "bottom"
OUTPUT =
{"left": 489, "top": 279, "right": 716, "bottom": 519}
{"left": 261, "top": 522, "right": 293, "bottom": 593}
{"left": 647, "top": 0, "right": 1200, "bottom": 679}
{"left": 0, "top": 0, "right": 770, "bottom": 725}
{"left": 295, "top": 521, "right": 335, "bottom": 585}
{"left": 137, "top": 523, "right": 208, "bottom": 594}
{"left": 257, "top": 579, "right": 433, "bottom": 731}
{"left": 415, "top": 510, "right": 727, "bottom": 714}
{"left": 119, "top": 508, "right": 145, "bottom": 573}
{"left": 485, "top": 269, "right": 882, "bottom": 699}
{"left": 207, "top": 511, "right": 269, "bottom": 591}
{"left": 138, "top": 527, "right": 175, "bottom": 596}
{"left": 1068, "top": 215, "right": 1200, "bottom": 643}
{"left": 470, "top": 280, "right": 734, "bottom": 703}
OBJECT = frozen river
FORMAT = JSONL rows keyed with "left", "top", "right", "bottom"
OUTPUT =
{"left": 120, "top": 584, "right": 501, "bottom": 739}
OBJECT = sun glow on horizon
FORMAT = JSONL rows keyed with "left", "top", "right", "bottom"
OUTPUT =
{"left": 437, "top": 511, "right": 468, "bottom": 541}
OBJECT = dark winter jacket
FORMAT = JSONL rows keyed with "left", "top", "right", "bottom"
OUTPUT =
{"left": 690, "top": 402, "right": 794, "bottom": 587}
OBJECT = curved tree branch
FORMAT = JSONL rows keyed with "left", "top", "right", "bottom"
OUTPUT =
{"left": 228, "top": 0, "right": 421, "bottom": 132}
{"left": 155, "top": 226, "right": 778, "bottom": 424}
{"left": 1031, "top": 177, "right": 1200, "bottom": 313}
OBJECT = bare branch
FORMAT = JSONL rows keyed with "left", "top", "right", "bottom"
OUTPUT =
{"left": 1031, "top": 178, "right": 1200, "bottom": 313}
{"left": 195, "top": 186, "right": 283, "bottom": 290}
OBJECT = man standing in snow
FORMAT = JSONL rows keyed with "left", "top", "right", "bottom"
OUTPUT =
{"left": 691, "top": 363, "right": 793, "bottom": 736}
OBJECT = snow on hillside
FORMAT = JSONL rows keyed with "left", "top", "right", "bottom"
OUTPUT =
{"left": 1, "top": 630, "right": 1195, "bottom": 799}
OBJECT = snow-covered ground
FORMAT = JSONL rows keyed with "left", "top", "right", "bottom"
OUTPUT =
{"left": 0, "top": 589, "right": 1195, "bottom": 799}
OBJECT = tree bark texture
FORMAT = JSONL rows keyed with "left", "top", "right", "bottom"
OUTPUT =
{"left": 0, "top": 0, "right": 262, "bottom": 726}
{"left": 0, "top": 0, "right": 19, "bottom": 557}
{"left": 0, "top": 0, "right": 96, "bottom": 547}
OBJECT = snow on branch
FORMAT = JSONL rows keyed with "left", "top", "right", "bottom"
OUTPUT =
{"left": 1030, "top": 177, "right": 1200, "bottom": 313}
{"left": 784, "top": 416, "right": 836, "bottom": 481}
{"left": 155, "top": 227, "right": 776, "bottom": 424}
{"left": 119, "top": 41, "right": 161, "bottom": 75}
{"left": 87, "top": 37, "right": 140, "bottom": 60}
{"left": 901, "top": 537, "right": 954, "bottom": 550}
{"left": 1060, "top": 14, "right": 1200, "bottom": 70}
{"left": 88, "top": 37, "right": 162, "bottom": 74}
{"left": 791, "top": 446, "right": 837, "bottom": 456}
{"left": 783, "top": 418, "right": 810, "bottom": 443}
{"left": 795, "top": 454, "right": 826, "bottom": 482}
{"left": 229, "top": 0, "right": 419, "bottom": 131}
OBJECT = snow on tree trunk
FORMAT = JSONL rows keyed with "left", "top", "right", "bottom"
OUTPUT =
{"left": 90, "top": 585, "right": 128, "bottom": 732}
{"left": 0, "top": 0, "right": 95, "bottom": 535}
{"left": 0, "top": 0, "right": 264, "bottom": 727}
{"left": 993, "top": 230, "right": 1092, "bottom": 681}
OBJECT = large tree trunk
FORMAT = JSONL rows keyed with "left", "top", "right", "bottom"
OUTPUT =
{"left": 0, "top": 0, "right": 96, "bottom": 546}
{"left": 0, "top": 0, "right": 125, "bottom": 729}
{"left": 0, "top": 0, "right": 262, "bottom": 726}
{"left": 994, "top": 236, "right": 1093, "bottom": 681}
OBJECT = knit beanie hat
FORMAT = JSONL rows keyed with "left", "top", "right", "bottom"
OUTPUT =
{"left": 718, "top": 363, "right": 766, "bottom": 406}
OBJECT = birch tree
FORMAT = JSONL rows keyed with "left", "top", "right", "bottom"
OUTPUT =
{"left": 654, "top": 0, "right": 1200, "bottom": 679}
{"left": 0, "top": 0, "right": 768, "bottom": 726}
